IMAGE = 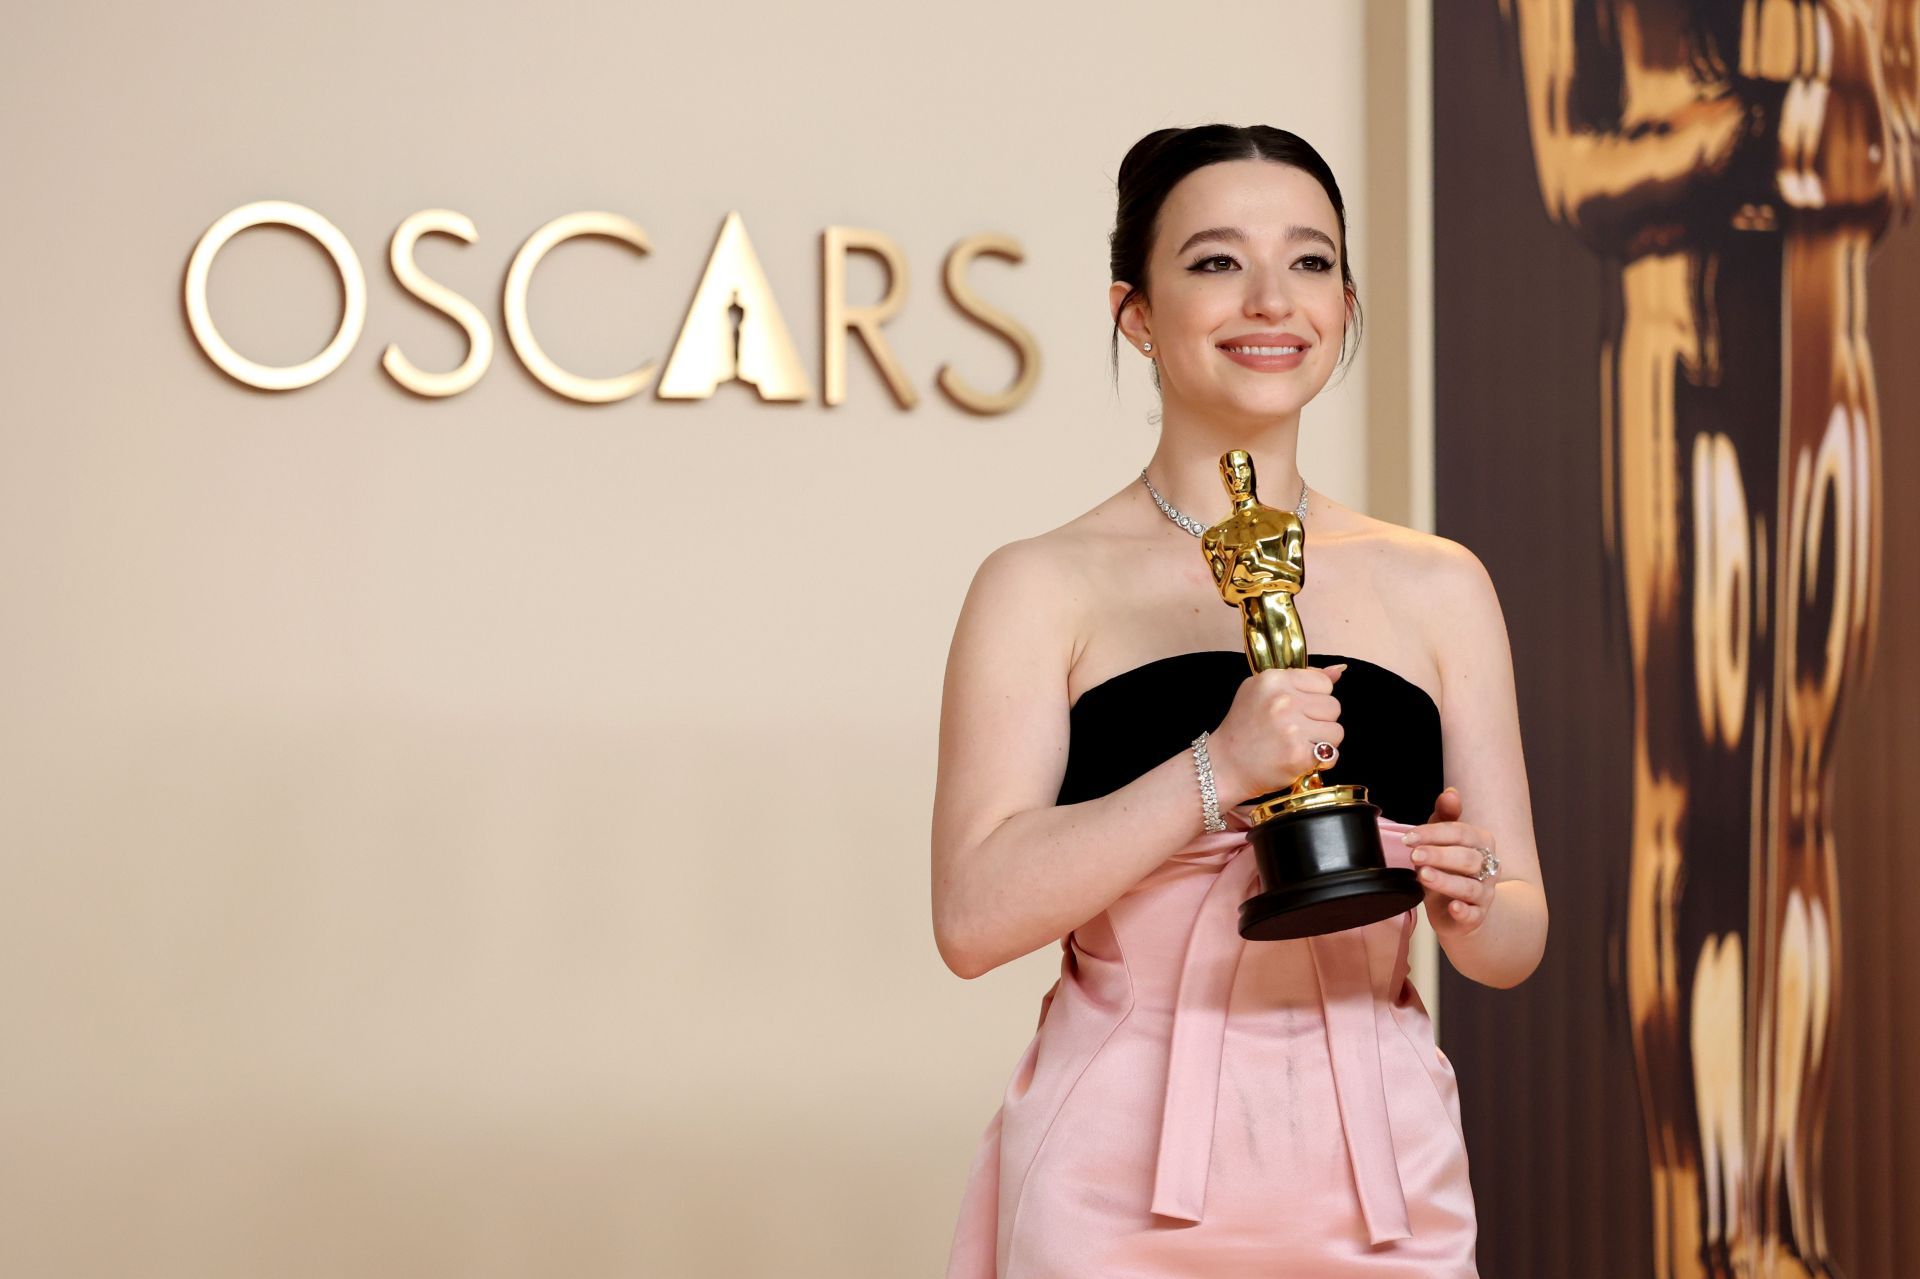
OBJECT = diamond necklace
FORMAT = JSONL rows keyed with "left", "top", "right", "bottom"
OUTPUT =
{"left": 1139, "top": 466, "right": 1308, "bottom": 537}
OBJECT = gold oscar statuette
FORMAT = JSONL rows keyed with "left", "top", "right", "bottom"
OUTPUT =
{"left": 1201, "top": 449, "right": 1423, "bottom": 940}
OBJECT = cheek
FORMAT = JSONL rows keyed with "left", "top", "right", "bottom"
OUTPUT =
{"left": 1310, "top": 280, "right": 1349, "bottom": 332}
{"left": 1161, "top": 284, "right": 1236, "bottom": 333}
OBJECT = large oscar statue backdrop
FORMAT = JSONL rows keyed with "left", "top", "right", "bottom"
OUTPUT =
{"left": 1434, "top": 3, "right": 1920, "bottom": 1276}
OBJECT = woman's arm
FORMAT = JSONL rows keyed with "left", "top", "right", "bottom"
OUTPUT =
{"left": 930, "top": 538, "right": 1225, "bottom": 979}
{"left": 1403, "top": 537, "right": 1549, "bottom": 989}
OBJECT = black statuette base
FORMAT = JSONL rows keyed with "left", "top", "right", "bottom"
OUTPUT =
{"left": 1237, "top": 798, "right": 1424, "bottom": 941}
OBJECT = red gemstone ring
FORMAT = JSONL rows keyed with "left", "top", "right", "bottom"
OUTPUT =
{"left": 1312, "top": 740, "right": 1337, "bottom": 764}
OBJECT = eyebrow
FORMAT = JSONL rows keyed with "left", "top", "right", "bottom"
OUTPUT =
{"left": 1173, "top": 225, "right": 1338, "bottom": 257}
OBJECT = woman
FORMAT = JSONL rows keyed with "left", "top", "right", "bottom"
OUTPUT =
{"left": 931, "top": 125, "right": 1547, "bottom": 1276}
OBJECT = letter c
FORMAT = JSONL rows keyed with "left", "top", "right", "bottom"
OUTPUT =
{"left": 503, "top": 212, "right": 656, "bottom": 403}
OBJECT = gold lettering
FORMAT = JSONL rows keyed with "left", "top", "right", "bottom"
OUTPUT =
{"left": 183, "top": 200, "right": 366, "bottom": 391}
{"left": 659, "top": 212, "right": 811, "bottom": 401}
{"left": 382, "top": 209, "right": 493, "bottom": 399}
{"left": 937, "top": 233, "right": 1040, "bottom": 415}
{"left": 504, "top": 212, "right": 656, "bottom": 404}
{"left": 821, "top": 227, "right": 915, "bottom": 408}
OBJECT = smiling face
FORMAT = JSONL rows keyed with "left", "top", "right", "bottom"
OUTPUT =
{"left": 1111, "top": 158, "right": 1352, "bottom": 424}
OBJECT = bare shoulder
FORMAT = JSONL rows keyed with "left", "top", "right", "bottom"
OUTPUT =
{"left": 1332, "top": 510, "right": 1496, "bottom": 604}
{"left": 947, "top": 509, "right": 1111, "bottom": 690}
{"left": 965, "top": 528, "right": 1066, "bottom": 601}
{"left": 957, "top": 487, "right": 1141, "bottom": 645}
{"left": 1324, "top": 509, "right": 1509, "bottom": 684}
{"left": 1399, "top": 527, "right": 1498, "bottom": 604}
{"left": 959, "top": 515, "right": 1100, "bottom": 627}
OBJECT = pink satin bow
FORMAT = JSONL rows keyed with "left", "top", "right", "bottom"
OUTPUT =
{"left": 1147, "top": 821, "right": 1415, "bottom": 1246}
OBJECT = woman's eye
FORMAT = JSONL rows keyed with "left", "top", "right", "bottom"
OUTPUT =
{"left": 1190, "top": 254, "right": 1335, "bottom": 273}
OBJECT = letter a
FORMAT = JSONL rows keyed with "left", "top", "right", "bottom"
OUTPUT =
{"left": 658, "top": 211, "right": 812, "bottom": 401}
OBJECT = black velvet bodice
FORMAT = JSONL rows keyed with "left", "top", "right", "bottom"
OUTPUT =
{"left": 1055, "top": 651, "right": 1444, "bottom": 826}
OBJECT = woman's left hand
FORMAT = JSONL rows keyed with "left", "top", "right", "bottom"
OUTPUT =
{"left": 1401, "top": 786, "right": 1499, "bottom": 937}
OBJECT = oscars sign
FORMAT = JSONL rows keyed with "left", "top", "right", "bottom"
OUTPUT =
{"left": 183, "top": 201, "right": 1041, "bottom": 413}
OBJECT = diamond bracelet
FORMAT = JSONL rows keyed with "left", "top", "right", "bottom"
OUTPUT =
{"left": 1191, "top": 731, "right": 1227, "bottom": 833}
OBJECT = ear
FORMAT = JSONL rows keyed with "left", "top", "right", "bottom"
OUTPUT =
{"left": 1110, "top": 281, "right": 1149, "bottom": 349}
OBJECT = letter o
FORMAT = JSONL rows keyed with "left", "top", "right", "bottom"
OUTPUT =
{"left": 184, "top": 200, "right": 366, "bottom": 391}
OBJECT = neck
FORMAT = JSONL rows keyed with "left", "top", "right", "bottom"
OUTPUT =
{"left": 1142, "top": 402, "right": 1306, "bottom": 527}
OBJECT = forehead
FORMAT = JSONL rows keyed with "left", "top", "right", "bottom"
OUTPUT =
{"left": 1157, "top": 159, "right": 1340, "bottom": 254}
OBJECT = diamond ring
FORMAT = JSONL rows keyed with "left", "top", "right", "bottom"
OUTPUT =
{"left": 1474, "top": 846, "right": 1500, "bottom": 882}
{"left": 1312, "top": 740, "right": 1337, "bottom": 764}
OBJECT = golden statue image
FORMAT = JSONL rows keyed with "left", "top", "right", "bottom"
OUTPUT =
{"left": 1203, "top": 449, "right": 1310, "bottom": 679}
{"left": 1503, "top": 1, "right": 1917, "bottom": 1275}
{"left": 1196, "top": 450, "right": 1421, "bottom": 939}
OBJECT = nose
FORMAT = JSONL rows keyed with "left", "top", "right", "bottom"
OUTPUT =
{"left": 1243, "top": 262, "right": 1296, "bottom": 323}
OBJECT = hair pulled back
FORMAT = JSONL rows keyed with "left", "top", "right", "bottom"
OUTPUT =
{"left": 1108, "top": 124, "right": 1362, "bottom": 388}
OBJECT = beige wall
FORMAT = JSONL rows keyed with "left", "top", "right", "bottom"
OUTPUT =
{"left": 0, "top": 3, "right": 1420, "bottom": 1275}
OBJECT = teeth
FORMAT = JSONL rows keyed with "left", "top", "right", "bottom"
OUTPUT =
{"left": 1222, "top": 345, "right": 1303, "bottom": 356}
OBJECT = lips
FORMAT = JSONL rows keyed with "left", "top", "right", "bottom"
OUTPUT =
{"left": 1216, "top": 332, "right": 1311, "bottom": 355}
{"left": 1215, "top": 334, "right": 1312, "bottom": 371}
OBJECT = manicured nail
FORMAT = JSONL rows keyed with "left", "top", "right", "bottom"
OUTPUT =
{"left": 1420, "top": 868, "right": 1436, "bottom": 883}
{"left": 1410, "top": 848, "right": 1425, "bottom": 863}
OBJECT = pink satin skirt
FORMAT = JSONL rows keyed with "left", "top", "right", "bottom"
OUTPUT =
{"left": 945, "top": 814, "right": 1478, "bottom": 1278}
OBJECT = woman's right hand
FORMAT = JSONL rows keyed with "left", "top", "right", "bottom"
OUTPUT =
{"left": 1204, "top": 663, "right": 1348, "bottom": 806}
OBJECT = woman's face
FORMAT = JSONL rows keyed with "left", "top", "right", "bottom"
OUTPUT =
{"left": 1112, "top": 158, "right": 1351, "bottom": 423}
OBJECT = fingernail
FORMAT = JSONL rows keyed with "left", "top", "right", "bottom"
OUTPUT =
{"left": 1420, "top": 868, "right": 1437, "bottom": 883}
{"left": 1410, "top": 849, "right": 1425, "bottom": 863}
{"left": 1403, "top": 834, "right": 1419, "bottom": 846}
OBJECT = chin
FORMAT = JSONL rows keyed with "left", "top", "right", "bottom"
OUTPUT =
{"left": 1215, "top": 389, "right": 1317, "bottom": 421}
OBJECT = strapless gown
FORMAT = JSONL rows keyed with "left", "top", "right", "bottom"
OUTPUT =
{"left": 945, "top": 652, "right": 1478, "bottom": 1277}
